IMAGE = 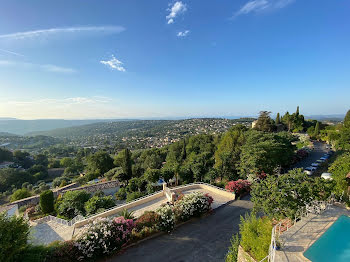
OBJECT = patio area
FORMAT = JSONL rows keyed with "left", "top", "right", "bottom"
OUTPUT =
{"left": 276, "top": 205, "right": 350, "bottom": 262}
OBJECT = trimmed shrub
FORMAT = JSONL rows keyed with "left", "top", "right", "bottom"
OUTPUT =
{"left": 40, "top": 190, "right": 54, "bottom": 214}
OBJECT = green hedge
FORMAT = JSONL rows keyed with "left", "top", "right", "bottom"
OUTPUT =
{"left": 40, "top": 190, "right": 54, "bottom": 214}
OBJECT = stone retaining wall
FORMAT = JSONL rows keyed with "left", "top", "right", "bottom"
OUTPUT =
{"left": 6, "top": 181, "right": 119, "bottom": 208}
{"left": 61, "top": 180, "right": 119, "bottom": 195}
{"left": 8, "top": 183, "right": 79, "bottom": 208}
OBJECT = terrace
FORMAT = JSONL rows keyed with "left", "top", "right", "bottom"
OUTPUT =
{"left": 29, "top": 182, "right": 236, "bottom": 245}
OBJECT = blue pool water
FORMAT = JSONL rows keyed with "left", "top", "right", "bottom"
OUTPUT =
{"left": 304, "top": 215, "right": 350, "bottom": 262}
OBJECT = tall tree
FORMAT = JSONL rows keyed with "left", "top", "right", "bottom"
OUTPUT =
{"left": 314, "top": 122, "right": 320, "bottom": 136}
{"left": 114, "top": 148, "right": 133, "bottom": 183}
{"left": 215, "top": 125, "right": 246, "bottom": 180}
{"left": 254, "top": 111, "right": 274, "bottom": 132}
{"left": 275, "top": 113, "right": 280, "bottom": 125}
{"left": 344, "top": 110, "right": 350, "bottom": 128}
{"left": 296, "top": 106, "right": 300, "bottom": 116}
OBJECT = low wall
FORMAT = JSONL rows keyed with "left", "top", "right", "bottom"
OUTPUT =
{"left": 74, "top": 183, "right": 235, "bottom": 229}
{"left": 7, "top": 183, "right": 79, "bottom": 208}
{"left": 74, "top": 191, "right": 165, "bottom": 228}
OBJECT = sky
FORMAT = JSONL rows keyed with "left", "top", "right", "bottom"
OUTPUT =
{"left": 0, "top": 0, "right": 349, "bottom": 119}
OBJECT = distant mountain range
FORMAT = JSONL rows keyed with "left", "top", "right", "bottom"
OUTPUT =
{"left": 0, "top": 119, "right": 123, "bottom": 135}
{"left": 304, "top": 114, "right": 345, "bottom": 121}
{"left": 0, "top": 114, "right": 345, "bottom": 135}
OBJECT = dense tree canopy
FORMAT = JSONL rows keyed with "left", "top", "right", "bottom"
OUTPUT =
{"left": 86, "top": 151, "right": 115, "bottom": 176}
{"left": 239, "top": 131, "right": 295, "bottom": 176}
{"left": 215, "top": 126, "right": 246, "bottom": 180}
{"left": 251, "top": 169, "right": 334, "bottom": 219}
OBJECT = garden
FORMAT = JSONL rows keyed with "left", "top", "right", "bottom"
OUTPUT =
{"left": 0, "top": 191, "right": 213, "bottom": 262}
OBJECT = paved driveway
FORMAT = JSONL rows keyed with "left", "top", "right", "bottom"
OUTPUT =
{"left": 293, "top": 141, "right": 329, "bottom": 170}
{"left": 107, "top": 195, "right": 253, "bottom": 262}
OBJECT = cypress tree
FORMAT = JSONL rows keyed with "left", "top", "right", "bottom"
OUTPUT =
{"left": 344, "top": 110, "right": 350, "bottom": 128}
{"left": 275, "top": 113, "right": 280, "bottom": 125}
{"left": 121, "top": 148, "right": 132, "bottom": 182}
{"left": 314, "top": 122, "right": 320, "bottom": 136}
{"left": 296, "top": 106, "right": 300, "bottom": 116}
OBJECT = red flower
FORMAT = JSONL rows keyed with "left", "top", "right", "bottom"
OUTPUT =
{"left": 225, "top": 180, "right": 251, "bottom": 195}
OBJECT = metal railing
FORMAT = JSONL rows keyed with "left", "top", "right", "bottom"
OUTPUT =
{"left": 34, "top": 214, "right": 85, "bottom": 226}
{"left": 31, "top": 182, "right": 228, "bottom": 227}
{"left": 169, "top": 182, "right": 231, "bottom": 193}
{"left": 259, "top": 196, "right": 335, "bottom": 262}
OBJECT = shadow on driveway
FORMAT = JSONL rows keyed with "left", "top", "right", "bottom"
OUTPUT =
{"left": 106, "top": 195, "right": 253, "bottom": 262}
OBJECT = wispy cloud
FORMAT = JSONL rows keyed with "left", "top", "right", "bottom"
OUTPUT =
{"left": 233, "top": 0, "right": 295, "bottom": 17}
{"left": 100, "top": 55, "right": 126, "bottom": 72}
{"left": 0, "top": 48, "right": 24, "bottom": 57}
{"left": 0, "top": 26, "right": 125, "bottom": 40}
{"left": 0, "top": 60, "right": 76, "bottom": 73}
{"left": 166, "top": 1, "right": 187, "bottom": 24}
{"left": 177, "top": 30, "right": 190, "bottom": 37}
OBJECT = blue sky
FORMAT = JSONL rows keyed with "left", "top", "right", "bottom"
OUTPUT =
{"left": 0, "top": 0, "right": 349, "bottom": 119}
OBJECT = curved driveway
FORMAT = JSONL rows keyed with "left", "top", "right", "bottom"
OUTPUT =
{"left": 293, "top": 141, "right": 329, "bottom": 169}
{"left": 107, "top": 195, "right": 253, "bottom": 262}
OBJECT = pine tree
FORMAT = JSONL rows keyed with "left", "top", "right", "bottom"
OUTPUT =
{"left": 275, "top": 113, "right": 280, "bottom": 125}
{"left": 344, "top": 110, "right": 350, "bottom": 128}
{"left": 255, "top": 111, "right": 273, "bottom": 132}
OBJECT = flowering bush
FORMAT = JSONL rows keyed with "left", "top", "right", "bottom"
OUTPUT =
{"left": 113, "top": 216, "right": 135, "bottom": 232}
{"left": 225, "top": 180, "right": 251, "bottom": 196}
{"left": 174, "top": 192, "right": 213, "bottom": 222}
{"left": 135, "top": 211, "right": 160, "bottom": 231}
{"left": 75, "top": 216, "right": 135, "bottom": 260}
{"left": 155, "top": 205, "right": 175, "bottom": 232}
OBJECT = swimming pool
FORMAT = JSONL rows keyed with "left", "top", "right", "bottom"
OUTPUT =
{"left": 304, "top": 215, "right": 350, "bottom": 262}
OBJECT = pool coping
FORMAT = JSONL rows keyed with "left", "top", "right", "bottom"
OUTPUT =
{"left": 276, "top": 205, "right": 350, "bottom": 262}
{"left": 303, "top": 214, "right": 350, "bottom": 261}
